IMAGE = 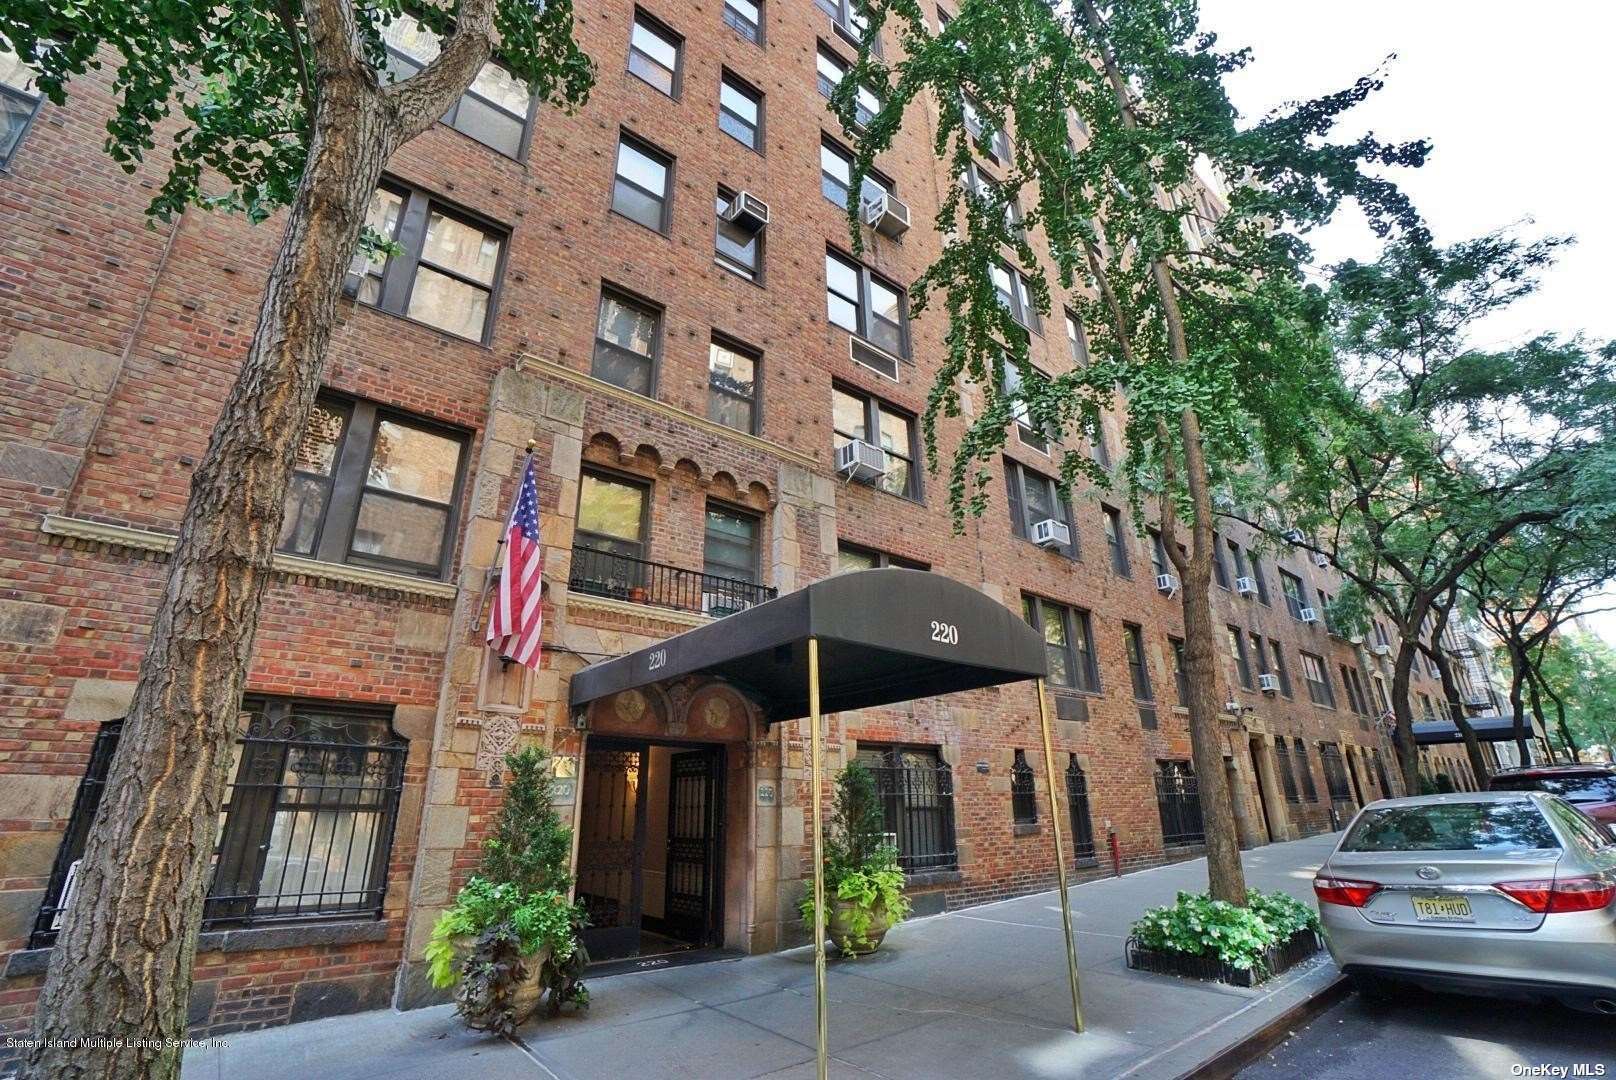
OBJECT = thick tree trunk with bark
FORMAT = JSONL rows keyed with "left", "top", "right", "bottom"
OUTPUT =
{"left": 1507, "top": 641, "right": 1532, "bottom": 764}
{"left": 22, "top": 81, "right": 397, "bottom": 1080}
{"left": 1532, "top": 676, "right": 1579, "bottom": 762}
{"left": 1390, "top": 642, "right": 1421, "bottom": 791}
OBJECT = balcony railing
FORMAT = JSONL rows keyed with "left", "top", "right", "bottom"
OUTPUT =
{"left": 569, "top": 544, "right": 776, "bottom": 617}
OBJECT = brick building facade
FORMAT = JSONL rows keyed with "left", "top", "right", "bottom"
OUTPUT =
{"left": 0, "top": 1, "right": 1477, "bottom": 1055}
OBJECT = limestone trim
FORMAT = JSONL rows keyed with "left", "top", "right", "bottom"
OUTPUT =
{"left": 566, "top": 592, "right": 713, "bottom": 628}
{"left": 40, "top": 514, "right": 459, "bottom": 601}
{"left": 517, "top": 353, "right": 822, "bottom": 472}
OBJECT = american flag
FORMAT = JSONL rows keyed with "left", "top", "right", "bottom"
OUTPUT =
{"left": 487, "top": 453, "right": 545, "bottom": 668}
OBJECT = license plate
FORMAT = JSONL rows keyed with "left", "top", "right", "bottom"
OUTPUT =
{"left": 1411, "top": 894, "right": 1474, "bottom": 922}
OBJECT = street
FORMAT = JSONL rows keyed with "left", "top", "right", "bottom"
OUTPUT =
{"left": 1240, "top": 989, "right": 1616, "bottom": 1079}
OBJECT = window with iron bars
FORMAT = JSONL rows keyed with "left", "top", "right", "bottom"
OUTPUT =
{"left": 1154, "top": 759, "right": 1205, "bottom": 848}
{"left": 1010, "top": 749, "right": 1037, "bottom": 825}
{"left": 1273, "top": 738, "right": 1301, "bottom": 803}
{"left": 31, "top": 698, "right": 406, "bottom": 948}
{"left": 1319, "top": 742, "right": 1353, "bottom": 801}
{"left": 856, "top": 745, "right": 958, "bottom": 873}
{"left": 1065, "top": 756, "right": 1097, "bottom": 863}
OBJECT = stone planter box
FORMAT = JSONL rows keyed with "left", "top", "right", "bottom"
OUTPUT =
{"left": 1123, "top": 928, "right": 1322, "bottom": 988}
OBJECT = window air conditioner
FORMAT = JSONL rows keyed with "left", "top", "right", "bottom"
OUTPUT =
{"left": 1156, "top": 573, "right": 1179, "bottom": 596}
{"left": 722, "top": 190, "right": 770, "bottom": 231}
{"left": 1299, "top": 606, "right": 1319, "bottom": 624}
{"left": 1284, "top": 528, "right": 1305, "bottom": 544}
{"left": 1371, "top": 643, "right": 1391, "bottom": 657}
{"left": 1234, "top": 576, "right": 1256, "bottom": 597}
{"left": 863, "top": 192, "right": 911, "bottom": 239}
{"left": 1259, "top": 673, "right": 1279, "bottom": 694}
{"left": 835, "top": 438, "right": 887, "bottom": 484}
{"left": 1313, "top": 552, "right": 1330, "bottom": 567}
{"left": 849, "top": 336, "right": 901, "bottom": 381}
{"left": 1029, "top": 518, "right": 1070, "bottom": 550}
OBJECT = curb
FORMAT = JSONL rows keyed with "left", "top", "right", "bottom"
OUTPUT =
{"left": 1173, "top": 974, "right": 1351, "bottom": 1080}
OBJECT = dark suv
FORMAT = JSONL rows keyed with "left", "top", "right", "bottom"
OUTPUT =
{"left": 1489, "top": 764, "right": 1616, "bottom": 826}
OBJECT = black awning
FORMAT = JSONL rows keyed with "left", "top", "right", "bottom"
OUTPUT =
{"left": 1413, "top": 713, "right": 1538, "bottom": 745}
{"left": 568, "top": 568, "right": 1048, "bottom": 723}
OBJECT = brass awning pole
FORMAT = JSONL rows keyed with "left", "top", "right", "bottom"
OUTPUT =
{"left": 1036, "top": 678, "right": 1086, "bottom": 1033}
{"left": 808, "top": 637, "right": 829, "bottom": 1080}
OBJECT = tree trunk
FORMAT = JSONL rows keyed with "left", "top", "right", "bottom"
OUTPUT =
{"left": 1389, "top": 642, "right": 1420, "bottom": 791}
{"left": 1507, "top": 642, "right": 1531, "bottom": 764}
{"left": 1535, "top": 675, "right": 1579, "bottom": 763}
{"left": 22, "top": 83, "right": 396, "bottom": 1080}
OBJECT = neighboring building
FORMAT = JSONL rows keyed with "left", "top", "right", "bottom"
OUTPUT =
{"left": 0, "top": 7, "right": 1426, "bottom": 1051}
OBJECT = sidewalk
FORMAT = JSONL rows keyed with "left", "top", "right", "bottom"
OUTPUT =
{"left": 182, "top": 832, "right": 1343, "bottom": 1080}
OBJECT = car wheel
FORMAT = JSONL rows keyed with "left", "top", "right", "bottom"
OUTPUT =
{"left": 1348, "top": 972, "right": 1405, "bottom": 1004}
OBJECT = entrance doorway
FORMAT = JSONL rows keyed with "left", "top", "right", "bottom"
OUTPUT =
{"left": 575, "top": 736, "right": 725, "bottom": 964}
{"left": 1248, "top": 737, "right": 1277, "bottom": 843}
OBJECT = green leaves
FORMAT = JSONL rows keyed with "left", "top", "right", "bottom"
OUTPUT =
{"left": 1130, "top": 888, "right": 1318, "bottom": 971}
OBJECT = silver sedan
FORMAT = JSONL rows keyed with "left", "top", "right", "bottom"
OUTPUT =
{"left": 1314, "top": 791, "right": 1616, "bottom": 1014}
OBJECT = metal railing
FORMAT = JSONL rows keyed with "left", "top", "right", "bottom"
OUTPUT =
{"left": 1155, "top": 766, "right": 1206, "bottom": 848}
{"left": 569, "top": 544, "right": 776, "bottom": 617}
{"left": 867, "top": 756, "right": 958, "bottom": 873}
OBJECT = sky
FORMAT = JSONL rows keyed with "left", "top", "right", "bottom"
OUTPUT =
{"left": 1198, "top": 1, "right": 1616, "bottom": 645}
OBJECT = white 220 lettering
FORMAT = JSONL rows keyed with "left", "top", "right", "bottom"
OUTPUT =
{"left": 929, "top": 621, "right": 959, "bottom": 645}
{"left": 647, "top": 649, "right": 667, "bottom": 671}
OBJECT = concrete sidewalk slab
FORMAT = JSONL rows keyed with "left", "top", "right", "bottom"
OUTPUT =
{"left": 180, "top": 831, "right": 1344, "bottom": 1080}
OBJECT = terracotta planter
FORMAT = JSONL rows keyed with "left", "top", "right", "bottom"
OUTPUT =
{"left": 827, "top": 898, "right": 892, "bottom": 957}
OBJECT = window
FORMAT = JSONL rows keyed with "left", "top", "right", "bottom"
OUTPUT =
{"left": 1249, "top": 633, "right": 1269, "bottom": 682}
{"left": 1066, "top": 757, "right": 1097, "bottom": 862}
{"left": 963, "top": 94, "right": 1009, "bottom": 164}
{"left": 1023, "top": 594, "right": 1099, "bottom": 693}
{"left": 1227, "top": 626, "right": 1252, "bottom": 689}
{"left": 1419, "top": 691, "right": 1436, "bottom": 718}
{"left": 1090, "top": 415, "right": 1113, "bottom": 469}
{"left": 723, "top": 0, "right": 762, "bottom": 43}
{"left": 1293, "top": 738, "right": 1319, "bottom": 801}
{"left": 1002, "top": 356, "right": 1055, "bottom": 452}
{"left": 1211, "top": 533, "right": 1229, "bottom": 588}
{"left": 1269, "top": 638, "right": 1292, "bottom": 697}
{"left": 1301, "top": 651, "right": 1335, "bottom": 708}
{"left": 1371, "top": 674, "right": 1390, "bottom": 715}
{"left": 1250, "top": 553, "right": 1271, "bottom": 605}
{"left": 992, "top": 262, "right": 1042, "bottom": 333}
{"left": 1341, "top": 665, "right": 1370, "bottom": 716}
{"left": 383, "top": 16, "right": 534, "bottom": 158}
{"left": 1005, "top": 460, "right": 1077, "bottom": 559}
{"left": 1343, "top": 801, "right": 1559, "bottom": 853}
{"left": 612, "top": 133, "right": 673, "bottom": 233}
{"left": 703, "top": 503, "right": 760, "bottom": 585}
{"left": 1125, "top": 624, "right": 1153, "bottom": 701}
{"left": 1148, "top": 528, "right": 1169, "bottom": 579}
{"left": 837, "top": 542, "right": 927, "bottom": 571}
{"left": 1064, "top": 310, "right": 1090, "bottom": 366}
{"left": 1373, "top": 621, "right": 1391, "bottom": 649}
{"left": 1274, "top": 740, "right": 1300, "bottom": 803}
{"left": 1155, "top": 760, "right": 1205, "bottom": 848}
{"left": 719, "top": 71, "right": 763, "bottom": 150}
{"left": 825, "top": 249, "right": 908, "bottom": 358}
{"left": 628, "top": 9, "right": 682, "bottom": 96}
{"left": 277, "top": 395, "right": 467, "bottom": 580}
{"left": 1010, "top": 749, "right": 1037, "bottom": 825}
{"left": 1170, "top": 637, "right": 1188, "bottom": 704}
{"left": 1, "top": 44, "right": 42, "bottom": 168}
{"left": 1226, "top": 539, "right": 1249, "bottom": 588}
{"left": 576, "top": 469, "right": 648, "bottom": 561}
{"left": 1102, "top": 506, "right": 1130, "bottom": 577}
{"left": 815, "top": 0, "right": 882, "bottom": 54}
{"left": 715, "top": 188, "right": 764, "bottom": 282}
{"left": 344, "top": 183, "right": 504, "bottom": 343}
{"left": 1280, "top": 569, "right": 1307, "bottom": 619}
{"left": 819, "top": 135, "right": 893, "bottom": 211}
{"left": 961, "top": 161, "right": 1024, "bottom": 242}
{"left": 857, "top": 744, "right": 957, "bottom": 871}
{"left": 833, "top": 385, "right": 918, "bottom": 499}
{"left": 816, "top": 44, "right": 882, "bottom": 128}
{"left": 708, "top": 337, "right": 760, "bottom": 433}
{"left": 593, "top": 287, "right": 661, "bottom": 396}
{"left": 1319, "top": 743, "right": 1352, "bottom": 801}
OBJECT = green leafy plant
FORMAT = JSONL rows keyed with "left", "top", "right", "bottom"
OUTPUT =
{"left": 800, "top": 763, "right": 913, "bottom": 955}
{"left": 1131, "top": 889, "right": 1320, "bottom": 975}
{"left": 427, "top": 748, "right": 588, "bottom": 1026}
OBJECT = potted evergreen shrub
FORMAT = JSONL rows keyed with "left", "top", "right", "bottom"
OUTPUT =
{"left": 425, "top": 747, "right": 589, "bottom": 1032}
{"left": 800, "top": 762, "right": 912, "bottom": 956}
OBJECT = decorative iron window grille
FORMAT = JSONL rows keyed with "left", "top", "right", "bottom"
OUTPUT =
{"left": 1010, "top": 749, "right": 1037, "bottom": 825}
{"left": 569, "top": 544, "right": 776, "bottom": 617}
{"left": 31, "top": 700, "right": 405, "bottom": 948}
{"left": 1154, "top": 760, "right": 1205, "bottom": 848}
{"left": 859, "top": 747, "right": 958, "bottom": 872}
{"left": 1319, "top": 742, "right": 1353, "bottom": 802}
{"left": 1065, "top": 756, "right": 1097, "bottom": 863}
{"left": 1292, "top": 739, "right": 1319, "bottom": 802}
{"left": 1274, "top": 739, "right": 1301, "bottom": 803}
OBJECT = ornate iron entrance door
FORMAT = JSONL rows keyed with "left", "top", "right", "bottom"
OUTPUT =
{"left": 577, "top": 740, "right": 648, "bottom": 961}
{"left": 663, "top": 748, "right": 724, "bottom": 946}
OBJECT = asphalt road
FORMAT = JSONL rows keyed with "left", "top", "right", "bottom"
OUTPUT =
{"left": 1239, "top": 989, "right": 1616, "bottom": 1079}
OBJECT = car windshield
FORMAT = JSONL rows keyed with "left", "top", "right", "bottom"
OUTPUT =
{"left": 1490, "top": 774, "right": 1616, "bottom": 803}
{"left": 1341, "top": 800, "right": 1560, "bottom": 852}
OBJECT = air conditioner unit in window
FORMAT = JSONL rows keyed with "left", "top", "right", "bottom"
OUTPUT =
{"left": 1234, "top": 575, "right": 1256, "bottom": 597}
{"left": 849, "top": 336, "right": 901, "bottom": 381}
{"left": 1284, "top": 528, "right": 1305, "bottom": 544}
{"left": 1030, "top": 518, "right": 1070, "bottom": 550}
{"left": 1313, "top": 552, "right": 1330, "bottom": 567}
{"left": 722, "top": 190, "right": 770, "bottom": 231}
{"left": 1371, "top": 643, "right": 1391, "bottom": 657}
{"left": 1259, "top": 673, "right": 1279, "bottom": 694}
{"left": 863, "top": 192, "right": 911, "bottom": 239}
{"left": 835, "top": 438, "right": 887, "bottom": 484}
{"left": 1155, "top": 573, "right": 1179, "bottom": 597}
{"left": 1298, "top": 606, "right": 1319, "bottom": 624}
